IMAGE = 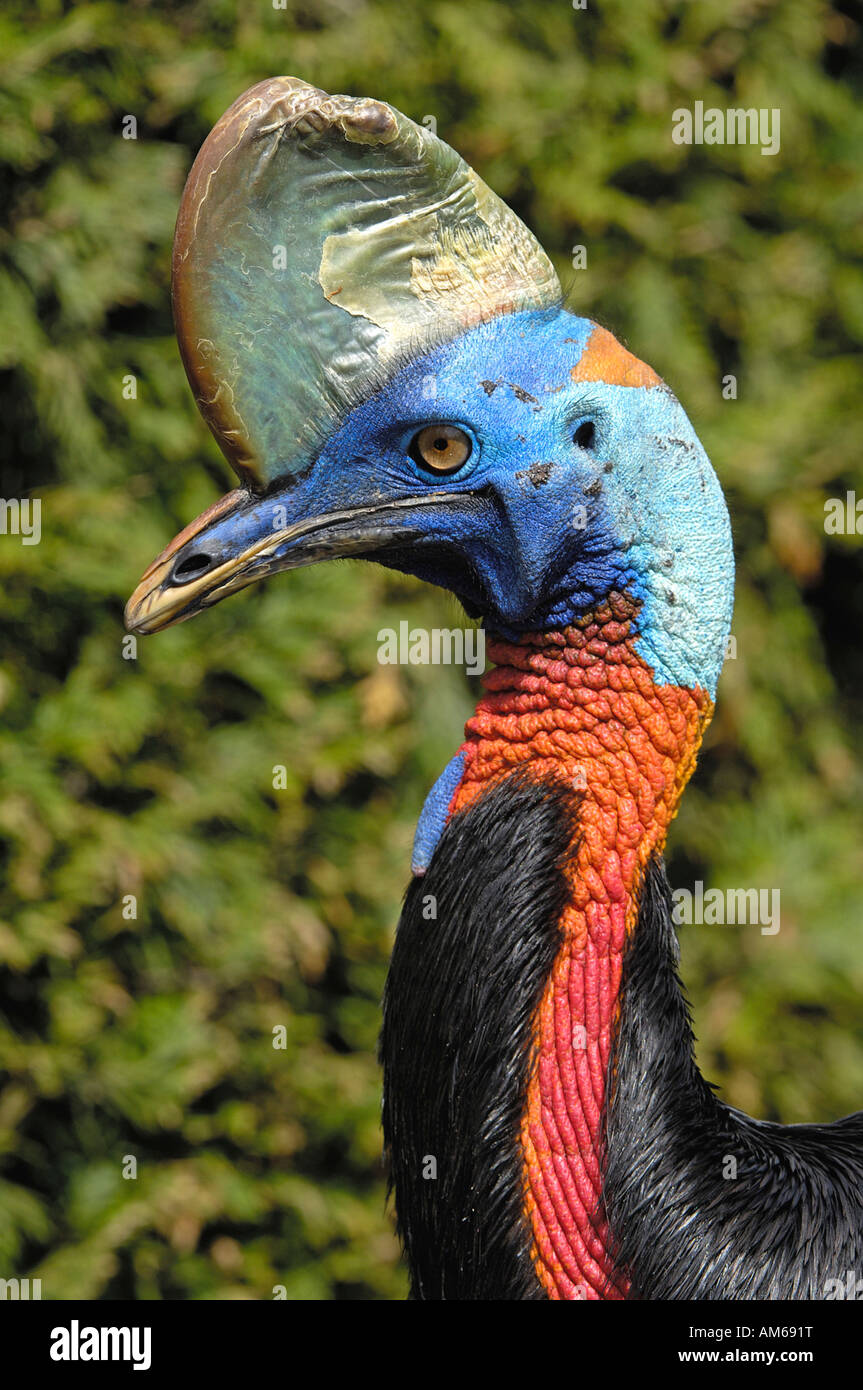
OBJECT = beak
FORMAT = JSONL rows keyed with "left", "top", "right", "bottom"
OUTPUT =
{"left": 125, "top": 484, "right": 465, "bottom": 636}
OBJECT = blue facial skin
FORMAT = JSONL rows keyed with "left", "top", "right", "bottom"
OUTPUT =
{"left": 198, "top": 307, "right": 735, "bottom": 699}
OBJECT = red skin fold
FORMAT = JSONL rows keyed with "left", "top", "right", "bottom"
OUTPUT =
{"left": 446, "top": 593, "right": 712, "bottom": 1300}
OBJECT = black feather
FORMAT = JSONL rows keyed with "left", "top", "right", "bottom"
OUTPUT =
{"left": 603, "top": 855, "right": 863, "bottom": 1299}
{"left": 380, "top": 771, "right": 576, "bottom": 1300}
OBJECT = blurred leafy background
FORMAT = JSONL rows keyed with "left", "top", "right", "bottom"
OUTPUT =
{"left": 0, "top": 0, "right": 861, "bottom": 1299}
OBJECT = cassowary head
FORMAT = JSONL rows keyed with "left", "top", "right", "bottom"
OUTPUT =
{"left": 126, "top": 77, "right": 733, "bottom": 699}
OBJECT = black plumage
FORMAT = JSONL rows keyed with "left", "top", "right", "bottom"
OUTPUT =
{"left": 380, "top": 773, "right": 576, "bottom": 1299}
{"left": 381, "top": 772, "right": 863, "bottom": 1300}
{"left": 605, "top": 855, "right": 863, "bottom": 1299}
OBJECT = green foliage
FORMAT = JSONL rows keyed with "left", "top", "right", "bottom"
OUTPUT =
{"left": 0, "top": 0, "right": 861, "bottom": 1298}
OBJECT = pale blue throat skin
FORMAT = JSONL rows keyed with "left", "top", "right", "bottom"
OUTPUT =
{"left": 189, "top": 306, "right": 735, "bottom": 701}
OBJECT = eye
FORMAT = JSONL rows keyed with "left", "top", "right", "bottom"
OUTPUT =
{"left": 573, "top": 420, "right": 595, "bottom": 450}
{"left": 408, "top": 424, "right": 472, "bottom": 475}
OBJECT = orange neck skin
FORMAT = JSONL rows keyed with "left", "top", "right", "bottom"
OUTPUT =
{"left": 448, "top": 592, "right": 712, "bottom": 1300}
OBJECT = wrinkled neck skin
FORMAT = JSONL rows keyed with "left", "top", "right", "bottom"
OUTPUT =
{"left": 449, "top": 591, "right": 712, "bottom": 1299}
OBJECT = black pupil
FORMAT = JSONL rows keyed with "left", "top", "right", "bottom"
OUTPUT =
{"left": 408, "top": 426, "right": 469, "bottom": 475}
{"left": 574, "top": 421, "right": 595, "bottom": 448}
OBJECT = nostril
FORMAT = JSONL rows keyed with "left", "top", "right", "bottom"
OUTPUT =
{"left": 573, "top": 420, "right": 595, "bottom": 450}
{"left": 172, "top": 552, "right": 213, "bottom": 583}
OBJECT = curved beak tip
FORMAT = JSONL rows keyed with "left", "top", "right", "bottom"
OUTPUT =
{"left": 124, "top": 488, "right": 249, "bottom": 636}
{"left": 123, "top": 568, "right": 182, "bottom": 636}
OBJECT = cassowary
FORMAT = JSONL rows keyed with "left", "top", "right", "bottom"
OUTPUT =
{"left": 125, "top": 77, "right": 863, "bottom": 1300}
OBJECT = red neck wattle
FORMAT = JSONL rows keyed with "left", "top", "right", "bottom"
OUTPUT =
{"left": 447, "top": 593, "right": 712, "bottom": 1300}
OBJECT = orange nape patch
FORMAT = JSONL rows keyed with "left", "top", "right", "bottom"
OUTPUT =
{"left": 570, "top": 323, "right": 662, "bottom": 390}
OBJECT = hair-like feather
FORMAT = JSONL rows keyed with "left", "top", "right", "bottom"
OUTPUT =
{"left": 380, "top": 772, "right": 577, "bottom": 1299}
{"left": 603, "top": 856, "right": 863, "bottom": 1299}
